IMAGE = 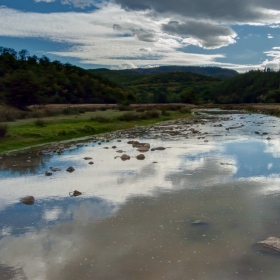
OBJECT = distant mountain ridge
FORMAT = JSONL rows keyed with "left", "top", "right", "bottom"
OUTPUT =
{"left": 92, "top": 66, "right": 239, "bottom": 80}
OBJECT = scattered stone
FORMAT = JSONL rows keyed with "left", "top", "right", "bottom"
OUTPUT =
{"left": 66, "top": 166, "right": 75, "bottom": 173}
{"left": 136, "top": 154, "right": 145, "bottom": 160}
{"left": 116, "top": 150, "right": 125, "bottom": 153}
{"left": 51, "top": 167, "right": 61, "bottom": 172}
{"left": 153, "top": 162, "right": 158, "bottom": 163}
{"left": 120, "top": 154, "right": 130, "bottom": 161}
{"left": 152, "top": 147, "right": 166, "bottom": 151}
{"left": 83, "top": 157, "right": 92, "bottom": 160}
{"left": 45, "top": 171, "right": 52, "bottom": 176}
{"left": 69, "top": 190, "right": 82, "bottom": 197}
{"left": 88, "top": 161, "right": 94, "bottom": 165}
{"left": 190, "top": 128, "right": 199, "bottom": 134}
{"left": 137, "top": 146, "right": 150, "bottom": 152}
{"left": 257, "top": 237, "right": 280, "bottom": 253}
{"left": 255, "top": 131, "right": 260, "bottom": 134}
{"left": 220, "top": 163, "right": 233, "bottom": 166}
{"left": 112, "top": 146, "right": 117, "bottom": 149}
{"left": 117, "top": 140, "right": 122, "bottom": 142}
{"left": 20, "top": 196, "right": 35, "bottom": 205}
{"left": 267, "top": 137, "right": 271, "bottom": 140}
{"left": 103, "top": 147, "right": 109, "bottom": 149}
{"left": 204, "top": 140, "right": 209, "bottom": 142}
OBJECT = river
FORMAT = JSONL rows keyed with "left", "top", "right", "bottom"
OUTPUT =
{"left": 1, "top": 110, "right": 280, "bottom": 279}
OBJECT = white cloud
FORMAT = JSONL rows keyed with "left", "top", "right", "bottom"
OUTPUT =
{"left": 0, "top": 5, "right": 227, "bottom": 69}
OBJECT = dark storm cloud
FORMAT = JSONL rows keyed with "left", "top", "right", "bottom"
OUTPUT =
{"left": 113, "top": 24, "right": 158, "bottom": 42}
{"left": 114, "top": 0, "right": 280, "bottom": 23}
{"left": 162, "top": 20, "right": 236, "bottom": 49}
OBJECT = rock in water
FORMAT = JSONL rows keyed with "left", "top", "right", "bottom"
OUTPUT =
{"left": 257, "top": 237, "right": 280, "bottom": 253}
{"left": 120, "top": 154, "right": 130, "bottom": 161}
{"left": 69, "top": 190, "right": 82, "bottom": 197}
{"left": 45, "top": 171, "right": 52, "bottom": 176}
{"left": 83, "top": 157, "right": 92, "bottom": 160}
{"left": 20, "top": 196, "right": 35, "bottom": 205}
{"left": 66, "top": 166, "right": 75, "bottom": 173}
{"left": 136, "top": 154, "right": 145, "bottom": 160}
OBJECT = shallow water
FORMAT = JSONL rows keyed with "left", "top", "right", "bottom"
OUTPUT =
{"left": 1, "top": 111, "right": 280, "bottom": 279}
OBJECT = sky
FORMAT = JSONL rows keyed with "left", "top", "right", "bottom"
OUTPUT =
{"left": 1, "top": 0, "right": 280, "bottom": 72}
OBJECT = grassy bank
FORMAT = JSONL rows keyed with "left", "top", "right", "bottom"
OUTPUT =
{"left": 0, "top": 106, "right": 192, "bottom": 153}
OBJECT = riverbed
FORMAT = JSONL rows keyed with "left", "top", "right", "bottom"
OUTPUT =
{"left": 1, "top": 110, "right": 280, "bottom": 279}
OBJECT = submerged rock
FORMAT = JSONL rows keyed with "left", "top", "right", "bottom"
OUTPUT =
{"left": 20, "top": 196, "right": 35, "bottom": 205}
{"left": 66, "top": 166, "right": 75, "bottom": 173}
{"left": 257, "top": 237, "right": 280, "bottom": 253}
{"left": 192, "top": 220, "right": 208, "bottom": 226}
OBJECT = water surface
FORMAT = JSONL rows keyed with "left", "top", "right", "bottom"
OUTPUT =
{"left": 1, "top": 111, "right": 280, "bottom": 279}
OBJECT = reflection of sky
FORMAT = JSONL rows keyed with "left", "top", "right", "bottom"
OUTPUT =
{"left": 2, "top": 113, "right": 280, "bottom": 279}
{"left": 0, "top": 197, "right": 116, "bottom": 239}
{"left": 224, "top": 140, "right": 280, "bottom": 179}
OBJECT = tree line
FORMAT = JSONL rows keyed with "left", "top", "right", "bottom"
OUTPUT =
{"left": 0, "top": 47, "right": 133, "bottom": 109}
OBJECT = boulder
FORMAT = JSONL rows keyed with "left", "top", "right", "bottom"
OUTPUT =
{"left": 136, "top": 154, "right": 145, "bottom": 160}
{"left": 137, "top": 146, "right": 149, "bottom": 152}
{"left": 20, "top": 196, "right": 35, "bottom": 205}
{"left": 66, "top": 166, "right": 75, "bottom": 173}
{"left": 257, "top": 237, "right": 280, "bottom": 253}
{"left": 121, "top": 154, "right": 130, "bottom": 161}
{"left": 69, "top": 190, "right": 82, "bottom": 197}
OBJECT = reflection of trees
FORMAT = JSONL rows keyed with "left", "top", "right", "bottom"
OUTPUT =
{"left": 0, "top": 153, "right": 51, "bottom": 175}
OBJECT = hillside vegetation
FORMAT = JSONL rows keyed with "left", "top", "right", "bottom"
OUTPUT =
{"left": 206, "top": 70, "right": 280, "bottom": 103}
{"left": 92, "top": 66, "right": 238, "bottom": 80}
{"left": 90, "top": 69, "right": 222, "bottom": 103}
{"left": 0, "top": 47, "right": 132, "bottom": 109}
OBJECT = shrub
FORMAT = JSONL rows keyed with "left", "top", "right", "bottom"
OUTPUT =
{"left": 62, "top": 108, "right": 79, "bottom": 115}
{"left": 0, "top": 124, "right": 8, "bottom": 137}
{"left": 180, "top": 107, "right": 191, "bottom": 114}
{"left": 30, "top": 111, "right": 44, "bottom": 118}
{"left": 34, "top": 119, "right": 46, "bottom": 127}
{"left": 118, "top": 112, "right": 139, "bottom": 121}
{"left": 118, "top": 105, "right": 133, "bottom": 111}
{"left": 136, "top": 107, "right": 145, "bottom": 113}
{"left": 91, "top": 115, "right": 109, "bottom": 123}
{"left": 161, "top": 110, "right": 170, "bottom": 116}
{"left": 145, "top": 110, "right": 160, "bottom": 118}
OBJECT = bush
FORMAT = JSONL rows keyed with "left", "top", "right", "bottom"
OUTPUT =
{"left": 180, "top": 107, "right": 191, "bottom": 114}
{"left": 0, "top": 124, "right": 8, "bottom": 137}
{"left": 136, "top": 107, "right": 145, "bottom": 112}
{"left": 144, "top": 110, "right": 160, "bottom": 119}
{"left": 119, "top": 112, "right": 139, "bottom": 121}
{"left": 30, "top": 111, "right": 44, "bottom": 118}
{"left": 161, "top": 110, "right": 170, "bottom": 116}
{"left": 118, "top": 105, "right": 133, "bottom": 111}
{"left": 34, "top": 119, "right": 46, "bottom": 127}
{"left": 62, "top": 108, "right": 79, "bottom": 115}
{"left": 91, "top": 115, "right": 109, "bottom": 123}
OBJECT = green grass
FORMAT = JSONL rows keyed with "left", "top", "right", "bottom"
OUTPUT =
{"left": 0, "top": 109, "right": 192, "bottom": 153}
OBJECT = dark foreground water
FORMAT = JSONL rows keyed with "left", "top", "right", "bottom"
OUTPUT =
{"left": 1, "top": 111, "right": 280, "bottom": 279}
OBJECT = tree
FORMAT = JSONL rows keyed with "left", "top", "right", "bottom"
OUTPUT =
{"left": 180, "top": 87, "right": 197, "bottom": 104}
